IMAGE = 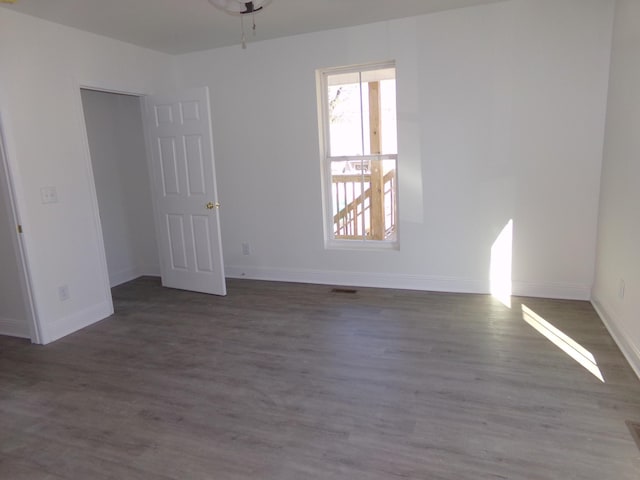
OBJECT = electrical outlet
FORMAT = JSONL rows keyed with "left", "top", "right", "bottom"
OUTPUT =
{"left": 241, "top": 242, "right": 251, "bottom": 256}
{"left": 619, "top": 279, "right": 625, "bottom": 300}
{"left": 58, "top": 284, "right": 70, "bottom": 302}
{"left": 40, "top": 186, "right": 58, "bottom": 204}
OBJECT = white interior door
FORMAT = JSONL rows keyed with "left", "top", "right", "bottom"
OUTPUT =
{"left": 144, "top": 86, "right": 226, "bottom": 296}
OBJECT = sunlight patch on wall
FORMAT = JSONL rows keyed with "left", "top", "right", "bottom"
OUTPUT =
{"left": 490, "top": 219, "right": 513, "bottom": 308}
{"left": 522, "top": 304, "right": 604, "bottom": 383}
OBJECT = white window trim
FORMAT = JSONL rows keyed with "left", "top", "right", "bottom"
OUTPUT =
{"left": 316, "top": 61, "right": 399, "bottom": 251}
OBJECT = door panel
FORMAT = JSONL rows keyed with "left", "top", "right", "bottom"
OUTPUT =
{"left": 145, "top": 87, "right": 226, "bottom": 295}
{"left": 185, "top": 135, "right": 206, "bottom": 195}
{"left": 159, "top": 137, "right": 180, "bottom": 195}
{"left": 167, "top": 214, "right": 188, "bottom": 270}
{"left": 192, "top": 215, "right": 214, "bottom": 272}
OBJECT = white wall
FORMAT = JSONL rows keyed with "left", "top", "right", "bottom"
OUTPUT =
{"left": 0, "top": 9, "right": 175, "bottom": 343}
{"left": 592, "top": 0, "right": 640, "bottom": 377}
{"left": 174, "top": 0, "right": 614, "bottom": 299}
{"left": 0, "top": 0, "right": 618, "bottom": 344}
{"left": 81, "top": 90, "right": 159, "bottom": 287}
{"left": 0, "top": 136, "right": 29, "bottom": 338}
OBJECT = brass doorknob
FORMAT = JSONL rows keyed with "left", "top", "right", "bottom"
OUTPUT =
{"left": 206, "top": 202, "right": 220, "bottom": 210}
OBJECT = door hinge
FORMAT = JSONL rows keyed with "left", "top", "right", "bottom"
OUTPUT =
{"left": 17, "top": 224, "right": 23, "bottom": 234}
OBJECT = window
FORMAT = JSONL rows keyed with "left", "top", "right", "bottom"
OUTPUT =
{"left": 317, "top": 62, "right": 398, "bottom": 248}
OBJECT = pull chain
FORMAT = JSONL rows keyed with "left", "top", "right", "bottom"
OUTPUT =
{"left": 240, "top": 15, "right": 247, "bottom": 49}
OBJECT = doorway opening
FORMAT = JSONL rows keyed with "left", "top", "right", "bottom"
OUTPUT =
{"left": 80, "top": 89, "right": 160, "bottom": 290}
{"left": 80, "top": 84, "right": 226, "bottom": 306}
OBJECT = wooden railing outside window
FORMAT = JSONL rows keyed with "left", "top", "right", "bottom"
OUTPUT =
{"left": 332, "top": 168, "right": 396, "bottom": 240}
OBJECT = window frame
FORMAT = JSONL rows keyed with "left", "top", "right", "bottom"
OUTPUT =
{"left": 317, "top": 60, "right": 399, "bottom": 250}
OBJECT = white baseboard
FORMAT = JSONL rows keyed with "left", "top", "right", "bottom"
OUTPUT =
{"left": 0, "top": 315, "right": 30, "bottom": 338}
{"left": 110, "top": 265, "right": 161, "bottom": 287}
{"left": 226, "top": 265, "right": 486, "bottom": 293}
{"left": 40, "top": 300, "right": 113, "bottom": 345}
{"left": 592, "top": 295, "right": 640, "bottom": 381}
{"left": 139, "top": 265, "right": 161, "bottom": 277}
{"left": 512, "top": 281, "right": 591, "bottom": 301}
{"left": 225, "top": 265, "right": 590, "bottom": 299}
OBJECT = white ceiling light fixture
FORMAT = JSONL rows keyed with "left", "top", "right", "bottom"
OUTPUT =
{"left": 208, "top": 0, "right": 273, "bottom": 49}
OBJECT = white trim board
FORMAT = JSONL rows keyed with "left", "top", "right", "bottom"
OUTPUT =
{"left": 0, "top": 316, "right": 30, "bottom": 339}
{"left": 40, "top": 300, "right": 113, "bottom": 345}
{"left": 512, "top": 281, "right": 591, "bottom": 301}
{"left": 109, "top": 265, "right": 161, "bottom": 288}
{"left": 592, "top": 296, "right": 640, "bottom": 381}
{"left": 226, "top": 265, "right": 485, "bottom": 293}
{"left": 225, "top": 265, "right": 591, "bottom": 299}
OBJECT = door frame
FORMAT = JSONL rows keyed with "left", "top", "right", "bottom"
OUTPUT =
{"left": 76, "top": 81, "right": 226, "bottom": 324}
{"left": 74, "top": 80, "right": 156, "bottom": 313}
{"left": 0, "top": 111, "right": 42, "bottom": 343}
{"left": 0, "top": 79, "right": 161, "bottom": 344}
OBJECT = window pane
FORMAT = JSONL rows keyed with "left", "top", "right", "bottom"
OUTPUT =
{"left": 331, "top": 160, "right": 367, "bottom": 239}
{"left": 381, "top": 159, "right": 397, "bottom": 238}
{"left": 327, "top": 80, "right": 364, "bottom": 157}
{"left": 327, "top": 68, "right": 397, "bottom": 157}
{"left": 380, "top": 79, "right": 397, "bottom": 155}
{"left": 363, "top": 68, "right": 396, "bottom": 156}
{"left": 330, "top": 158, "right": 397, "bottom": 241}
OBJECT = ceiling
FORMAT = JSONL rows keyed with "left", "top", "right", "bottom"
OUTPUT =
{"left": 1, "top": 0, "right": 506, "bottom": 54}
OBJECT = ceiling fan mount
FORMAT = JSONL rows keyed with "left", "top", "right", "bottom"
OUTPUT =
{"left": 208, "top": 0, "right": 273, "bottom": 49}
{"left": 208, "top": 0, "right": 273, "bottom": 16}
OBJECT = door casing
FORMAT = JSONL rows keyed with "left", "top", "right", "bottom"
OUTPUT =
{"left": 0, "top": 112, "right": 42, "bottom": 343}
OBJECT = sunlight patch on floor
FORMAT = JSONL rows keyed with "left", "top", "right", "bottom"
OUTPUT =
{"left": 522, "top": 304, "right": 604, "bottom": 382}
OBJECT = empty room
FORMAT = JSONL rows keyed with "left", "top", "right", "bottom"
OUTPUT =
{"left": 0, "top": 0, "right": 639, "bottom": 478}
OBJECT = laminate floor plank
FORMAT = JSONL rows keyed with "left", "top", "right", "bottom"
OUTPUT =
{"left": 1, "top": 277, "right": 639, "bottom": 479}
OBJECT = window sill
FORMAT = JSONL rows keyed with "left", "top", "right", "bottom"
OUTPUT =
{"left": 324, "top": 238, "right": 399, "bottom": 252}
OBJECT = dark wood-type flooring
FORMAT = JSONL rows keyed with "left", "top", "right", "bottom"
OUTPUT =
{"left": 1, "top": 277, "right": 640, "bottom": 479}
